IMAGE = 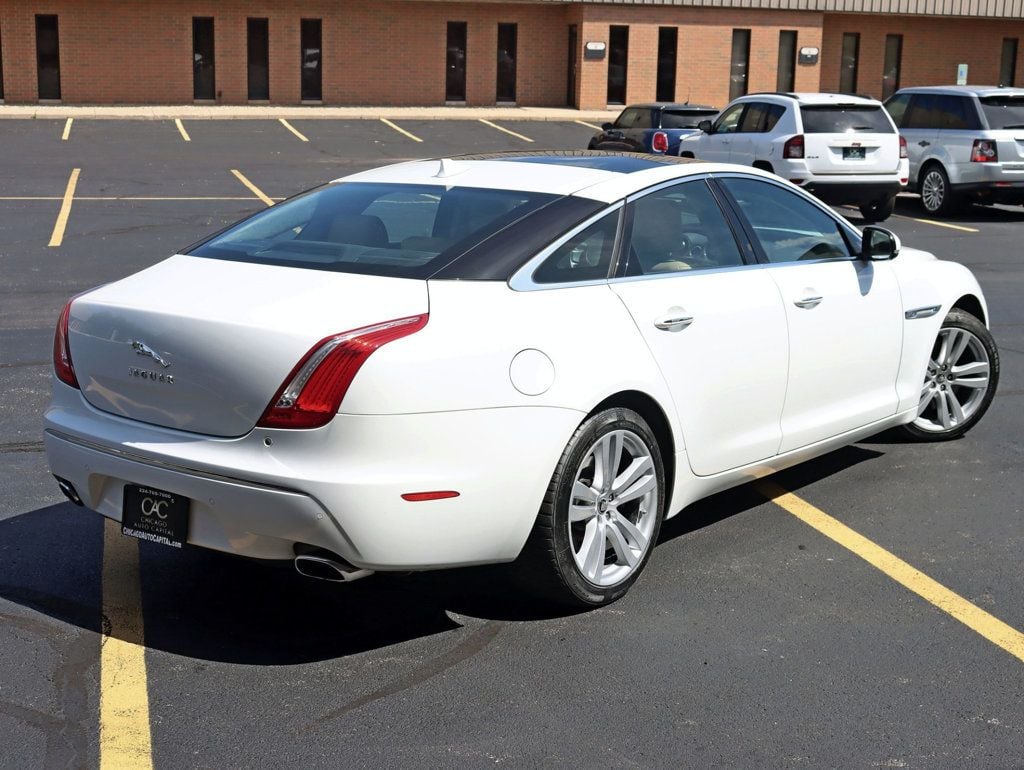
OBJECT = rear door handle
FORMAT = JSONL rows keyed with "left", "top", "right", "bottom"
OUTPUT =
{"left": 794, "top": 295, "right": 823, "bottom": 309}
{"left": 654, "top": 312, "right": 694, "bottom": 332}
{"left": 918, "top": 140, "right": 930, "bottom": 147}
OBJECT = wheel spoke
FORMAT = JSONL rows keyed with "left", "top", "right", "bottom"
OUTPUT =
{"left": 616, "top": 473, "right": 656, "bottom": 505}
{"left": 951, "top": 361, "right": 989, "bottom": 389}
{"left": 579, "top": 519, "right": 606, "bottom": 581}
{"left": 612, "top": 456, "right": 653, "bottom": 497}
{"left": 919, "top": 385, "right": 937, "bottom": 411}
{"left": 569, "top": 504, "right": 596, "bottom": 523}
{"left": 947, "top": 329, "right": 970, "bottom": 366}
{"left": 606, "top": 520, "right": 639, "bottom": 568}
{"left": 947, "top": 389, "right": 966, "bottom": 424}
{"left": 936, "top": 330, "right": 953, "bottom": 366}
{"left": 612, "top": 512, "right": 649, "bottom": 552}
{"left": 937, "top": 390, "right": 954, "bottom": 429}
{"left": 572, "top": 480, "right": 599, "bottom": 504}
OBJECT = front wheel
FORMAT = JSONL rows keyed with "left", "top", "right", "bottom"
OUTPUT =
{"left": 899, "top": 309, "right": 999, "bottom": 441}
{"left": 515, "top": 408, "right": 665, "bottom": 607}
{"left": 859, "top": 195, "right": 896, "bottom": 223}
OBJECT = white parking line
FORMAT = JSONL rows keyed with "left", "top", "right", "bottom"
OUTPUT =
{"left": 279, "top": 119, "right": 309, "bottom": 142}
{"left": 478, "top": 119, "right": 534, "bottom": 143}
{"left": 380, "top": 118, "right": 423, "bottom": 143}
{"left": 574, "top": 119, "right": 602, "bottom": 130}
{"left": 174, "top": 119, "right": 191, "bottom": 142}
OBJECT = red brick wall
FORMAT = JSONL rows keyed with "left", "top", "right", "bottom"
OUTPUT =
{"left": 577, "top": 5, "right": 825, "bottom": 110}
{"left": 821, "top": 14, "right": 1024, "bottom": 99}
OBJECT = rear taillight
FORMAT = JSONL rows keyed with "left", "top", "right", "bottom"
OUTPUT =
{"left": 53, "top": 299, "right": 80, "bottom": 389}
{"left": 971, "top": 139, "right": 998, "bottom": 163}
{"left": 651, "top": 131, "right": 669, "bottom": 153}
{"left": 899, "top": 135, "right": 908, "bottom": 159}
{"left": 783, "top": 134, "right": 805, "bottom": 159}
{"left": 257, "top": 314, "right": 427, "bottom": 429}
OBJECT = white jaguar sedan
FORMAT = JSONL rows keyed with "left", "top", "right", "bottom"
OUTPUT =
{"left": 45, "top": 151, "right": 998, "bottom": 607}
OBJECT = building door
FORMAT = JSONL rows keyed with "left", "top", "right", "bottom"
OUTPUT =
{"left": 607, "top": 26, "right": 628, "bottom": 105}
{"left": 656, "top": 28, "right": 677, "bottom": 103}
{"left": 301, "top": 19, "right": 322, "bottom": 101}
{"left": 192, "top": 17, "right": 215, "bottom": 100}
{"left": 446, "top": 22, "right": 467, "bottom": 102}
{"left": 247, "top": 18, "right": 269, "bottom": 101}
{"left": 729, "top": 29, "right": 750, "bottom": 101}
{"left": 566, "top": 25, "right": 578, "bottom": 107}
{"left": 35, "top": 15, "right": 61, "bottom": 100}
{"left": 496, "top": 23, "right": 517, "bottom": 102}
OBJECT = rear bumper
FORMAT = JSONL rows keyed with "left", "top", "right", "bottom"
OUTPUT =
{"left": 44, "top": 383, "right": 581, "bottom": 570}
{"left": 953, "top": 179, "right": 1024, "bottom": 204}
{"left": 798, "top": 180, "right": 903, "bottom": 205}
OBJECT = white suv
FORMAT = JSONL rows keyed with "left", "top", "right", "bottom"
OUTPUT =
{"left": 679, "top": 92, "right": 909, "bottom": 222}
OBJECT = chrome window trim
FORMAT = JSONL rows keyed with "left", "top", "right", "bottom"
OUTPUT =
{"left": 508, "top": 201, "right": 624, "bottom": 292}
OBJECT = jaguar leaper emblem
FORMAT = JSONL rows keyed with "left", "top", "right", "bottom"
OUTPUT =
{"left": 131, "top": 339, "right": 170, "bottom": 368}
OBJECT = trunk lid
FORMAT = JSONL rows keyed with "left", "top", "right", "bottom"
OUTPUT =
{"left": 68, "top": 255, "right": 428, "bottom": 437}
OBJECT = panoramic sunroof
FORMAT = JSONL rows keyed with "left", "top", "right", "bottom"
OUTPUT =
{"left": 452, "top": 150, "right": 701, "bottom": 173}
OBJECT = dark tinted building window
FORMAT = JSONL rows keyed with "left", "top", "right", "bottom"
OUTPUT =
{"left": 729, "top": 29, "right": 750, "bottom": 101}
{"left": 247, "top": 18, "right": 269, "bottom": 100}
{"left": 777, "top": 30, "right": 797, "bottom": 92}
{"left": 882, "top": 34, "right": 902, "bottom": 100}
{"left": 36, "top": 15, "right": 61, "bottom": 100}
{"left": 192, "top": 17, "right": 215, "bottom": 100}
{"left": 446, "top": 21, "right": 467, "bottom": 101}
{"left": 0, "top": 25, "right": 5, "bottom": 101}
{"left": 607, "top": 26, "right": 628, "bottom": 105}
{"left": 301, "top": 19, "right": 322, "bottom": 101}
{"left": 496, "top": 23, "right": 517, "bottom": 102}
{"left": 1001, "top": 38, "right": 1018, "bottom": 87}
{"left": 839, "top": 32, "right": 859, "bottom": 94}
{"left": 656, "top": 27, "right": 678, "bottom": 102}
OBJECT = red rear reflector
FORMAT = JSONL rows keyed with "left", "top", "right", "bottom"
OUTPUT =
{"left": 971, "top": 139, "right": 998, "bottom": 163}
{"left": 401, "top": 491, "right": 461, "bottom": 502}
{"left": 899, "top": 135, "right": 908, "bottom": 159}
{"left": 258, "top": 314, "right": 427, "bottom": 430}
{"left": 651, "top": 131, "right": 669, "bottom": 153}
{"left": 783, "top": 134, "right": 804, "bottom": 159}
{"left": 789, "top": 179, "right": 805, "bottom": 185}
{"left": 53, "top": 299, "right": 80, "bottom": 389}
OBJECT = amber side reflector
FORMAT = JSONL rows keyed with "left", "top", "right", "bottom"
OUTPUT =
{"left": 401, "top": 491, "right": 460, "bottom": 502}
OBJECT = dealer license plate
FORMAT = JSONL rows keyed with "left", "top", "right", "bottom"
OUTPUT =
{"left": 121, "top": 484, "right": 190, "bottom": 548}
{"left": 843, "top": 147, "right": 866, "bottom": 160}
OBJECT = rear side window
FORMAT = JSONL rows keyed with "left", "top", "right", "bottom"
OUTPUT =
{"left": 904, "top": 94, "right": 982, "bottom": 130}
{"left": 660, "top": 109, "right": 717, "bottom": 129}
{"left": 979, "top": 95, "right": 1024, "bottom": 129}
{"left": 739, "top": 102, "right": 786, "bottom": 132}
{"left": 532, "top": 209, "right": 619, "bottom": 284}
{"left": 188, "top": 182, "right": 555, "bottom": 278}
{"left": 800, "top": 105, "right": 894, "bottom": 133}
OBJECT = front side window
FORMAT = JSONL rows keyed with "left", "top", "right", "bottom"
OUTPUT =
{"left": 721, "top": 178, "right": 851, "bottom": 264}
{"left": 713, "top": 103, "right": 745, "bottom": 134}
{"left": 189, "top": 183, "right": 555, "bottom": 278}
{"left": 624, "top": 181, "right": 744, "bottom": 275}
{"left": 739, "top": 102, "right": 785, "bottom": 133}
{"left": 800, "top": 105, "right": 894, "bottom": 133}
{"left": 533, "top": 209, "right": 619, "bottom": 284}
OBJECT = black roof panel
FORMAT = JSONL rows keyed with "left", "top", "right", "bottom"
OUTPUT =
{"left": 451, "top": 150, "right": 703, "bottom": 173}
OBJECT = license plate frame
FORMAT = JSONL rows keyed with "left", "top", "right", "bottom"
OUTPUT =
{"left": 121, "top": 484, "right": 190, "bottom": 548}
{"left": 843, "top": 147, "right": 867, "bottom": 160}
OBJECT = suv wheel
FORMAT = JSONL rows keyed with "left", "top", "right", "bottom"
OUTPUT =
{"left": 859, "top": 195, "right": 896, "bottom": 223}
{"left": 920, "top": 164, "right": 957, "bottom": 216}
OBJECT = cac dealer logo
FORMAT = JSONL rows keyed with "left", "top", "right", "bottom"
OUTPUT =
{"left": 140, "top": 496, "right": 170, "bottom": 519}
{"left": 128, "top": 339, "right": 174, "bottom": 383}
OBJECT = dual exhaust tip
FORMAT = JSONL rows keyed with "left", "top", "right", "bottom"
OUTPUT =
{"left": 293, "top": 546, "right": 373, "bottom": 583}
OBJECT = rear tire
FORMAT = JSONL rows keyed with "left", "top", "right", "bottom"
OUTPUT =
{"left": 515, "top": 408, "right": 665, "bottom": 607}
{"left": 859, "top": 195, "right": 896, "bottom": 223}
{"left": 899, "top": 309, "right": 999, "bottom": 442}
{"left": 919, "top": 164, "right": 958, "bottom": 216}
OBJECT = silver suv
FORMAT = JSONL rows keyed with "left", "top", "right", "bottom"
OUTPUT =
{"left": 885, "top": 85, "right": 1024, "bottom": 215}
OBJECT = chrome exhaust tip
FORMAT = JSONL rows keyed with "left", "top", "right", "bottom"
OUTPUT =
{"left": 54, "top": 476, "right": 84, "bottom": 506}
{"left": 293, "top": 548, "right": 373, "bottom": 583}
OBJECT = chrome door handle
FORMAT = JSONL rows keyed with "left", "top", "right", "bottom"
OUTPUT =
{"left": 794, "top": 295, "right": 823, "bottom": 309}
{"left": 654, "top": 313, "right": 694, "bottom": 332}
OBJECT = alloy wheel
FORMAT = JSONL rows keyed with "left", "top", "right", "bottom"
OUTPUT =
{"left": 568, "top": 429, "right": 659, "bottom": 587}
{"left": 921, "top": 170, "right": 946, "bottom": 213}
{"left": 914, "top": 327, "right": 992, "bottom": 432}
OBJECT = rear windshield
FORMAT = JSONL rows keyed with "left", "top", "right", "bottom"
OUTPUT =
{"left": 660, "top": 110, "right": 718, "bottom": 129}
{"left": 187, "top": 183, "right": 556, "bottom": 278}
{"left": 799, "top": 105, "right": 895, "bottom": 134}
{"left": 979, "top": 95, "right": 1024, "bottom": 130}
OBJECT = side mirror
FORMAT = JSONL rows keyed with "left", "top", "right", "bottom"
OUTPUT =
{"left": 601, "top": 122, "right": 614, "bottom": 131}
{"left": 697, "top": 120, "right": 713, "bottom": 134}
{"left": 860, "top": 226, "right": 901, "bottom": 260}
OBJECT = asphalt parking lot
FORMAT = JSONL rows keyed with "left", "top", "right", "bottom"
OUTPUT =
{"left": 2, "top": 116, "right": 1023, "bottom": 767}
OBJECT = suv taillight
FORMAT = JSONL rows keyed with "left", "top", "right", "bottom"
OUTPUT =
{"left": 971, "top": 139, "right": 998, "bottom": 163}
{"left": 53, "top": 299, "right": 80, "bottom": 389}
{"left": 783, "top": 134, "right": 805, "bottom": 159}
{"left": 899, "top": 135, "right": 908, "bottom": 159}
{"left": 651, "top": 131, "right": 669, "bottom": 153}
{"left": 257, "top": 314, "right": 428, "bottom": 429}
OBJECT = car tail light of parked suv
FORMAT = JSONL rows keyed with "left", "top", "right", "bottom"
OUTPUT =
{"left": 971, "top": 139, "right": 998, "bottom": 163}
{"left": 783, "top": 134, "right": 804, "bottom": 159}
{"left": 899, "top": 136, "right": 908, "bottom": 159}
{"left": 651, "top": 131, "right": 669, "bottom": 153}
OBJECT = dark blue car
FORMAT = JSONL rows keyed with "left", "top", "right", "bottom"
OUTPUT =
{"left": 587, "top": 103, "right": 719, "bottom": 156}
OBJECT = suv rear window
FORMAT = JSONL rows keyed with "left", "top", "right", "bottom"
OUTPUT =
{"left": 660, "top": 109, "right": 717, "bottom": 128}
{"left": 188, "top": 182, "right": 556, "bottom": 278}
{"left": 979, "top": 95, "right": 1024, "bottom": 130}
{"left": 799, "top": 105, "right": 894, "bottom": 133}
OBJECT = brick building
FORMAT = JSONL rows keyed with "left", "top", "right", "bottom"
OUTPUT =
{"left": 0, "top": 0, "right": 1022, "bottom": 110}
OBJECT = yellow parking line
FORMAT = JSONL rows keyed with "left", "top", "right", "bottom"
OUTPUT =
{"left": 380, "top": 118, "right": 423, "bottom": 143}
{"left": 99, "top": 519, "right": 154, "bottom": 769}
{"left": 757, "top": 481, "right": 1024, "bottom": 664}
{"left": 478, "top": 119, "right": 534, "bottom": 143}
{"left": 574, "top": 119, "right": 602, "bottom": 130}
{"left": 231, "top": 169, "right": 275, "bottom": 207}
{"left": 279, "top": 118, "right": 309, "bottom": 142}
{"left": 894, "top": 213, "right": 979, "bottom": 233}
{"left": 174, "top": 119, "right": 191, "bottom": 142}
{"left": 48, "top": 168, "right": 80, "bottom": 247}
{"left": 61, "top": 118, "right": 73, "bottom": 141}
